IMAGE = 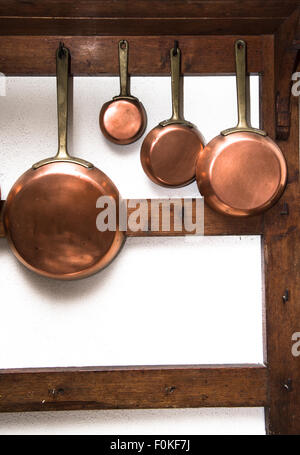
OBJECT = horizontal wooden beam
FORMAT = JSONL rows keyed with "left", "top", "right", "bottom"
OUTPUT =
{"left": 0, "top": 18, "right": 284, "bottom": 37}
{"left": 0, "top": 35, "right": 263, "bottom": 76}
{"left": 0, "top": 1, "right": 298, "bottom": 36}
{"left": 0, "top": 199, "right": 263, "bottom": 238}
{"left": 274, "top": 8, "right": 300, "bottom": 140}
{"left": 0, "top": 364, "right": 268, "bottom": 412}
{"left": 126, "top": 199, "right": 263, "bottom": 237}
{"left": 0, "top": 0, "right": 297, "bottom": 19}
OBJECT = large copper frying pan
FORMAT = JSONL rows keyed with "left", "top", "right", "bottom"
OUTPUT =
{"left": 196, "top": 40, "right": 287, "bottom": 217}
{"left": 3, "top": 45, "right": 125, "bottom": 280}
{"left": 141, "top": 44, "right": 204, "bottom": 188}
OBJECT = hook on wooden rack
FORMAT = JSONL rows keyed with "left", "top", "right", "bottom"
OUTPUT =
{"left": 173, "top": 40, "right": 179, "bottom": 56}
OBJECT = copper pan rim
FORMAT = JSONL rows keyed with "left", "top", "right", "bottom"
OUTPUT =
{"left": 3, "top": 162, "right": 127, "bottom": 281}
{"left": 140, "top": 123, "right": 204, "bottom": 188}
{"left": 4, "top": 225, "right": 126, "bottom": 281}
{"left": 196, "top": 133, "right": 287, "bottom": 217}
{"left": 200, "top": 180, "right": 287, "bottom": 217}
{"left": 99, "top": 99, "right": 147, "bottom": 146}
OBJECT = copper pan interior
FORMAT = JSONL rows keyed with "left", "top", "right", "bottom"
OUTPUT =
{"left": 4, "top": 163, "right": 125, "bottom": 280}
{"left": 141, "top": 123, "right": 204, "bottom": 187}
{"left": 100, "top": 97, "right": 146, "bottom": 145}
{"left": 99, "top": 39, "right": 147, "bottom": 145}
{"left": 196, "top": 132, "right": 287, "bottom": 217}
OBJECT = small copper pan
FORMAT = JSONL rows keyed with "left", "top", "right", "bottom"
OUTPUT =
{"left": 3, "top": 44, "right": 125, "bottom": 280}
{"left": 140, "top": 44, "right": 204, "bottom": 188}
{"left": 196, "top": 40, "right": 287, "bottom": 217}
{"left": 100, "top": 40, "right": 147, "bottom": 145}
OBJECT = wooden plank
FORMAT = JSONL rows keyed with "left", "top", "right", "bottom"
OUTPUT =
{"left": 274, "top": 9, "right": 300, "bottom": 139}
{"left": 261, "top": 33, "right": 300, "bottom": 434}
{"left": 294, "top": 13, "right": 300, "bottom": 47}
{"left": 0, "top": 199, "right": 263, "bottom": 239}
{"left": 2, "top": 0, "right": 298, "bottom": 36}
{"left": 0, "top": 0, "right": 297, "bottom": 19}
{"left": 260, "top": 35, "right": 277, "bottom": 370}
{"left": 0, "top": 17, "right": 284, "bottom": 37}
{"left": 204, "top": 205, "right": 263, "bottom": 236}
{"left": 126, "top": 199, "right": 263, "bottom": 237}
{"left": 0, "top": 35, "right": 263, "bottom": 76}
{"left": 0, "top": 364, "right": 268, "bottom": 412}
{"left": 264, "top": 94, "right": 300, "bottom": 435}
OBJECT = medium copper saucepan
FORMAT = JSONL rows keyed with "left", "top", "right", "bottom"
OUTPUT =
{"left": 196, "top": 40, "right": 287, "bottom": 217}
{"left": 100, "top": 40, "right": 147, "bottom": 145}
{"left": 141, "top": 44, "right": 204, "bottom": 188}
{"left": 3, "top": 44, "right": 125, "bottom": 280}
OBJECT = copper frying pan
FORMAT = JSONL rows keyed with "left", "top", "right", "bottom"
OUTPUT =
{"left": 196, "top": 40, "right": 287, "bottom": 217}
{"left": 140, "top": 44, "right": 204, "bottom": 188}
{"left": 3, "top": 44, "right": 125, "bottom": 280}
{"left": 100, "top": 40, "right": 147, "bottom": 145}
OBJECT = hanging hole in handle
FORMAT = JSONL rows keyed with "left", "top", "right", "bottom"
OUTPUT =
{"left": 237, "top": 40, "right": 245, "bottom": 50}
{"left": 120, "top": 40, "right": 127, "bottom": 50}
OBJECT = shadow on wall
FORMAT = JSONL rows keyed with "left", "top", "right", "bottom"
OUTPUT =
{"left": 0, "top": 407, "right": 266, "bottom": 435}
{"left": 0, "top": 237, "right": 126, "bottom": 303}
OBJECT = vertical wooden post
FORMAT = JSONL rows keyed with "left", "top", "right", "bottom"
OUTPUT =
{"left": 263, "top": 37, "right": 300, "bottom": 432}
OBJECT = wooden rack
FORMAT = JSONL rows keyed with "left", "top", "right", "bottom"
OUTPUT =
{"left": 0, "top": 0, "right": 299, "bottom": 435}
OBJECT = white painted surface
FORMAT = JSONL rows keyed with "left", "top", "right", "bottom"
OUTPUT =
{"left": 0, "top": 76, "right": 264, "bottom": 434}
{"left": 0, "top": 408, "right": 265, "bottom": 435}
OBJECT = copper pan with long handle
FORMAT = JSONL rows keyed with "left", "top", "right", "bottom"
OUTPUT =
{"left": 3, "top": 44, "right": 125, "bottom": 280}
{"left": 99, "top": 40, "right": 147, "bottom": 145}
{"left": 141, "top": 44, "right": 204, "bottom": 188}
{"left": 196, "top": 40, "right": 287, "bottom": 217}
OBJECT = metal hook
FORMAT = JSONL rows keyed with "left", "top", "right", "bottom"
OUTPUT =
{"left": 173, "top": 40, "right": 179, "bottom": 56}
{"left": 58, "top": 42, "right": 66, "bottom": 59}
{"left": 283, "top": 379, "right": 292, "bottom": 392}
{"left": 280, "top": 202, "right": 289, "bottom": 216}
{"left": 282, "top": 289, "right": 289, "bottom": 304}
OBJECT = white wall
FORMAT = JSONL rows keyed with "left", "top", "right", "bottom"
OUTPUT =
{"left": 0, "top": 76, "right": 265, "bottom": 434}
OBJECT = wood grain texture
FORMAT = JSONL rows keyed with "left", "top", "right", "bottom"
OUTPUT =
{"left": 275, "top": 8, "right": 300, "bottom": 140}
{"left": 0, "top": 0, "right": 298, "bottom": 36}
{"left": 264, "top": 95, "right": 300, "bottom": 435}
{"left": 261, "top": 35, "right": 300, "bottom": 434}
{"left": 0, "top": 0, "right": 297, "bottom": 18}
{"left": 294, "top": 15, "right": 300, "bottom": 48}
{"left": 0, "top": 17, "right": 284, "bottom": 37}
{"left": 126, "top": 199, "right": 263, "bottom": 236}
{"left": 0, "top": 35, "right": 263, "bottom": 76}
{"left": 0, "top": 365, "right": 268, "bottom": 412}
{"left": 0, "top": 199, "right": 263, "bottom": 239}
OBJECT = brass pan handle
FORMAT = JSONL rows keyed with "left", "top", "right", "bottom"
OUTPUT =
{"left": 222, "top": 40, "right": 266, "bottom": 137}
{"left": 160, "top": 45, "right": 193, "bottom": 128}
{"left": 113, "top": 40, "right": 136, "bottom": 102}
{"left": 33, "top": 44, "right": 93, "bottom": 169}
{"left": 119, "top": 40, "right": 130, "bottom": 97}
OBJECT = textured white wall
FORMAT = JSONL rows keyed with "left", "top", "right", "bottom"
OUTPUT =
{"left": 0, "top": 76, "right": 265, "bottom": 434}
